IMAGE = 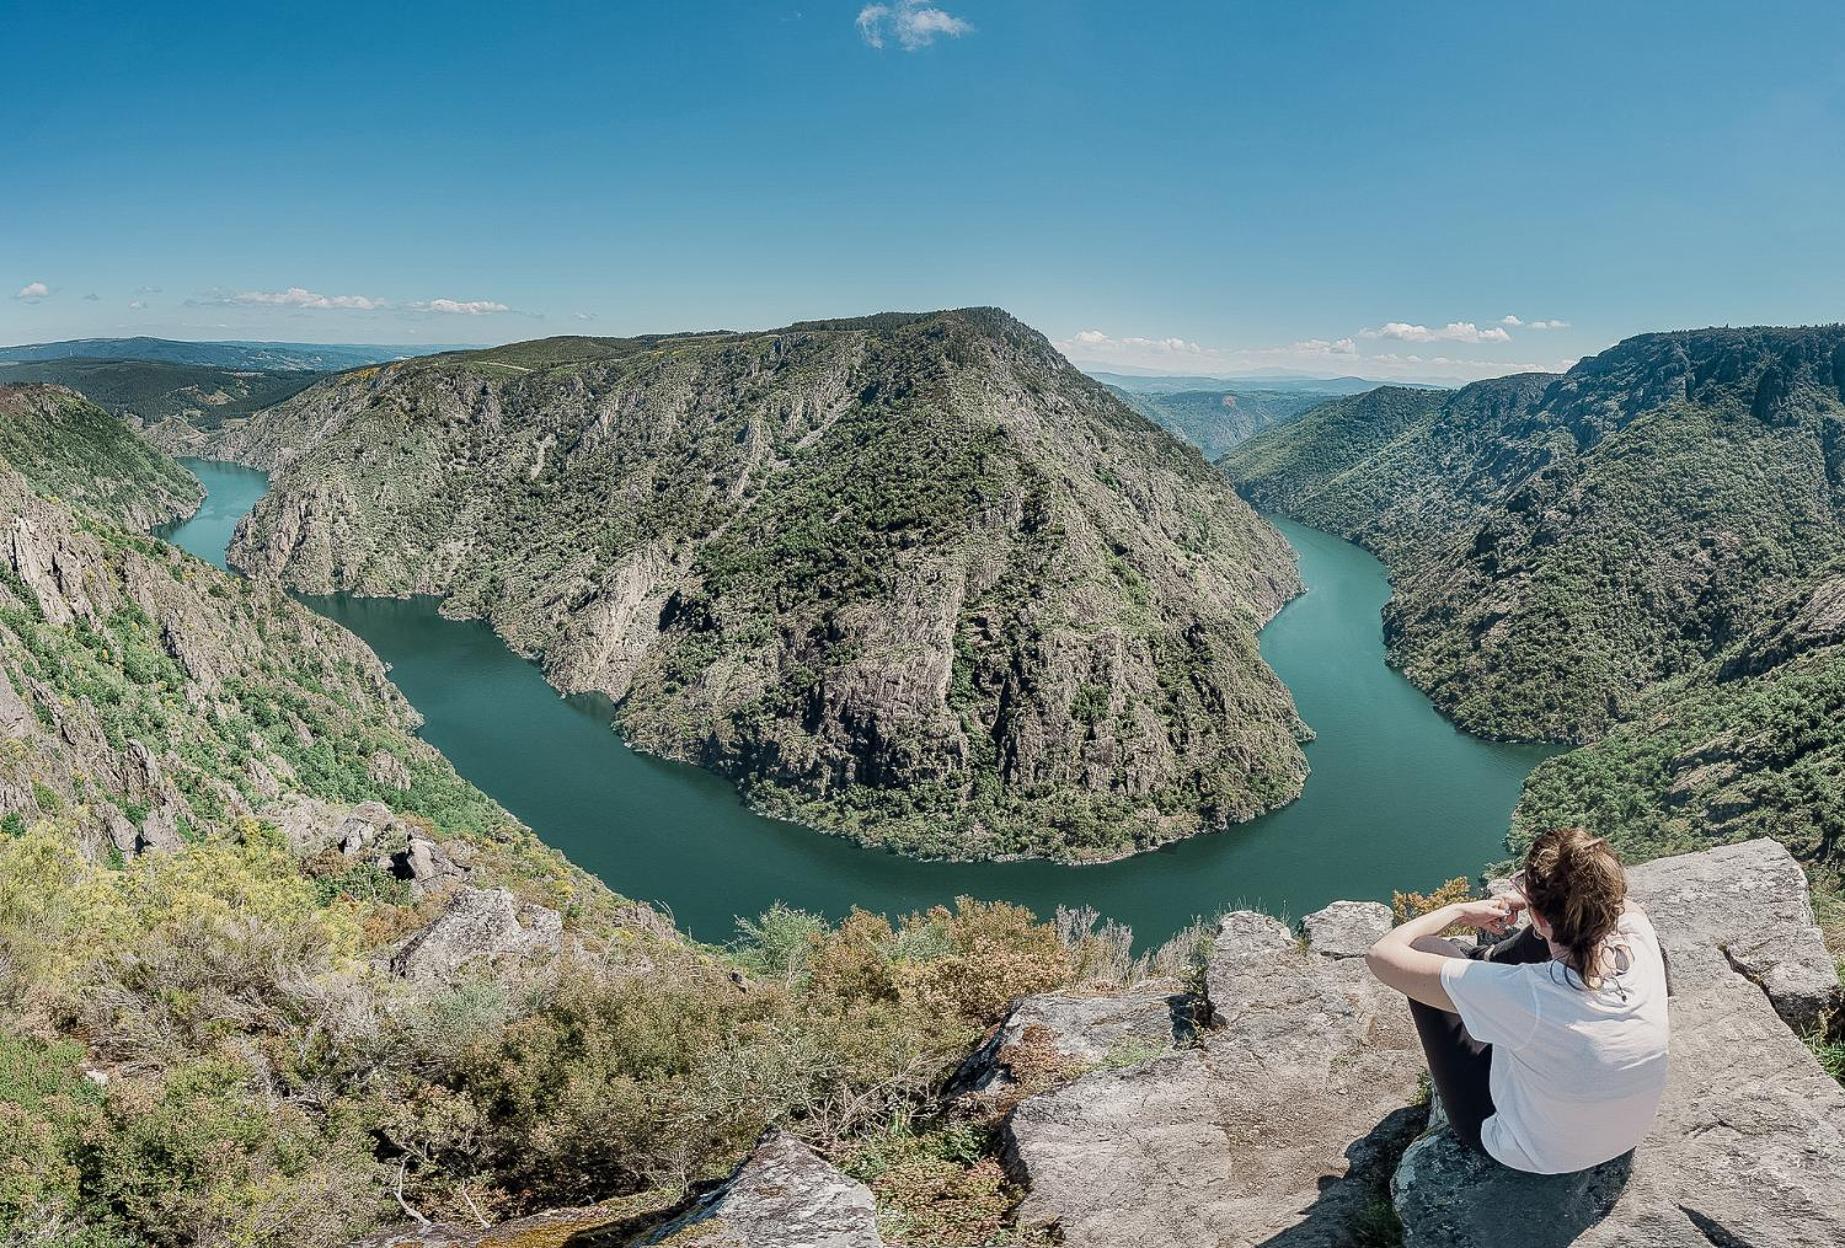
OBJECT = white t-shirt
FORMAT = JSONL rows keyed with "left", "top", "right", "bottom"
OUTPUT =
{"left": 1438, "top": 909, "right": 1670, "bottom": 1174}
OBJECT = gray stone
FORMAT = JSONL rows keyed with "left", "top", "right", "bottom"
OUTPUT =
{"left": 950, "top": 985, "right": 1189, "bottom": 1096}
{"left": 1004, "top": 909, "right": 1424, "bottom": 1246}
{"left": 634, "top": 1129, "right": 883, "bottom": 1247}
{"left": 1627, "top": 836, "right": 1840, "bottom": 1030}
{"left": 1301, "top": 899, "right": 1394, "bottom": 958}
{"left": 1393, "top": 838, "right": 1845, "bottom": 1248}
{"left": 392, "top": 887, "right": 563, "bottom": 983}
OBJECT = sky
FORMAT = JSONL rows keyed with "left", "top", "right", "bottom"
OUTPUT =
{"left": 5, "top": 1, "right": 1843, "bottom": 382}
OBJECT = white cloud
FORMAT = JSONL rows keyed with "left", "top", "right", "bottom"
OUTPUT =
{"left": 407, "top": 298, "right": 510, "bottom": 316}
{"left": 15, "top": 281, "right": 49, "bottom": 302}
{"left": 1360, "top": 320, "right": 1512, "bottom": 344}
{"left": 858, "top": 0, "right": 972, "bottom": 50}
{"left": 1501, "top": 314, "right": 1570, "bottom": 330}
{"left": 573, "top": 311, "right": 598, "bottom": 322}
{"left": 134, "top": 285, "right": 163, "bottom": 295}
{"left": 1054, "top": 323, "right": 1571, "bottom": 383}
{"left": 128, "top": 300, "right": 148, "bottom": 310}
{"left": 230, "top": 286, "right": 385, "bottom": 310}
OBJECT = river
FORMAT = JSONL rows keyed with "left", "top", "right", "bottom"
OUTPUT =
{"left": 165, "top": 459, "right": 1553, "bottom": 949}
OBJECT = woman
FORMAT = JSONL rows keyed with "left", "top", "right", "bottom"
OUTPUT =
{"left": 1364, "top": 827, "right": 1670, "bottom": 1174}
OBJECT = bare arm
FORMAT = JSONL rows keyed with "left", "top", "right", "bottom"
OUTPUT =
{"left": 1364, "top": 898, "right": 1516, "bottom": 1011}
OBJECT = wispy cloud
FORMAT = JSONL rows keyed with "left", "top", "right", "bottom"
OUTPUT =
{"left": 857, "top": 0, "right": 972, "bottom": 50}
{"left": 128, "top": 300, "right": 148, "bottom": 310}
{"left": 15, "top": 281, "right": 49, "bottom": 302}
{"left": 1055, "top": 324, "right": 1570, "bottom": 382}
{"left": 573, "top": 312, "right": 598, "bottom": 322}
{"left": 134, "top": 285, "right": 163, "bottom": 295}
{"left": 406, "top": 298, "right": 510, "bottom": 316}
{"left": 1501, "top": 313, "right": 1570, "bottom": 330}
{"left": 222, "top": 286, "right": 386, "bottom": 310}
{"left": 189, "top": 286, "right": 514, "bottom": 316}
{"left": 82, "top": 292, "right": 100, "bottom": 302}
{"left": 1360, "top": 320, "right": 1511, "bottom": 344}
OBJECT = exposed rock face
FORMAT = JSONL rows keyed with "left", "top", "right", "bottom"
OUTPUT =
{"left": 392, "top": 887, "right": 565, "bottom": 983}
{"left": 633, "top": 1130, "right": 884, "bottom": 1247}
{"left": 186, "top": 310, "right": 1310, "bottom": 862}
{"left": 1392, "top": 838, "right": 1845, "bottom": 1247}
{"left": 1003, "top": 907, "right": 1424, "bottom": 1246}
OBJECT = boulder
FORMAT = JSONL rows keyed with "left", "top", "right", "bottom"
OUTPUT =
{"left": 632, "top": 1129, "right": 884, "bottom": 1246}
{"left": 1392, "top": 838, "right": 1845, "bottom": 1247}
{"left": 1301, "top": 900, "right": 1393, "bottom": 959}
{"left": 392, "top": 887, "right": 564, "bottom": 983}
{"left": 1626, "top": 837, "right": 1839, "bottom": 1030}
{"left": 950, "top": 985, "right": 1190, "bottom": 1097}
{"left": 1003, "top": 908, "right": 1424, "bottom": 1246}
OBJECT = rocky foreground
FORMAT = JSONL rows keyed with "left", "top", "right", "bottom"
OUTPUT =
{"left": 360, "top": 837, "right": 1845, "bottom": 1247}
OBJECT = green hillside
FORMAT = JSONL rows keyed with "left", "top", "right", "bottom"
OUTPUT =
{"left": 1226, "top": 328, "right": 1845, "bottom": 743}
{"left": 178, "top": 309, "right": 1311, "bottom": 862}
{"left": 0, "top": 383, "right": 203, "bottom": 529}
{"left": 0, "top": 357, "right": 323, "bottom": 428}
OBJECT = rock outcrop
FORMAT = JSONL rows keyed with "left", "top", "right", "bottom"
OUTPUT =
{"left": 994, "top": 839, "right": 1844, "bottom": 1247}
{"left": 633, "top": 1130, "right": 884, "bottom": 1247}
{"left": 1393, "top": 838, "right": 1845, "bottom": 1247}
{"left": 1002, "top": 905, "right": 1424, "bottom": 1246}
{"left": 354, "top": 1131, "right": 881, "bottom": 1248}
{"left": 391, "top": 887, "right": 566, "bottom": 983}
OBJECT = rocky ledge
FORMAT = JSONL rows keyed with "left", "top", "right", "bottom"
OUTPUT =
{"left": 356, "top": 839, "right": 1844, "bottom": 1247}
{"left": 998, "top": 837, "right": 1844, "bottom": 1247}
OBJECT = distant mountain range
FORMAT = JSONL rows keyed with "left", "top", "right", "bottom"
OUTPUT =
{"left": 0, "top": 336, "right": 474, "bottom": 372}
{"left": 1085, "top": 369, "right": 1394, "bottom": 396}
{"left": 1106, "top": 386, "right": 1334, "bottom": 459}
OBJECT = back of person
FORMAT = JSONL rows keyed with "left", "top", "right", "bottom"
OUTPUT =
{"left": 1443, "top": 907, "right": 1670, "bottom": 1172}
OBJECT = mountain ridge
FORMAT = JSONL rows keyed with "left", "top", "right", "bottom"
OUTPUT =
{"left": 161, "top": 307, "right": 1312, "bottom": 862}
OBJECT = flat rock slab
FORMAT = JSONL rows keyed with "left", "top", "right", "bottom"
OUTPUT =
{"left": 1394, "top": 838, "right": 1845, "bottom": 1247}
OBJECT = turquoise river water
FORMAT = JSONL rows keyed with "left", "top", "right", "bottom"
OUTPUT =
{"left": 164, "top": 458, "right": 1553, "bottom": 948}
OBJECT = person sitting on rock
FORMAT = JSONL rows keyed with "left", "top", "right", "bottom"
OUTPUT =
{"left": 1364, "top": 826, "right": 1670, "bottom": 1174}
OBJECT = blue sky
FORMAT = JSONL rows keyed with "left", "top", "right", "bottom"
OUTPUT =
{"left": 5, "top": 1, "right": 1842, "bottom": 381}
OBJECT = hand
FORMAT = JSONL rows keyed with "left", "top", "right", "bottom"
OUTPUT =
{"left": 1448, "top": 898, "right": 1516, "bottom": 934}
{"left": 1497, "top": 888, "right": 1529, "bottom": 920}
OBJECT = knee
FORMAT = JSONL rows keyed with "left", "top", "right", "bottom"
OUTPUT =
{"left": 1410, "top": 934, "right": 1463, "bottom": 958}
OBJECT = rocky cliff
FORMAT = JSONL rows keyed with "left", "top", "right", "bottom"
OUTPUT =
{"left": 169, "top": 309, "right": 1309, "bottom": 862}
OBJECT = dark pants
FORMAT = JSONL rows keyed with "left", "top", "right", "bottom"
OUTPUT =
{"left": 1407, "top": 925, "right": 1552, "bottom": 1153}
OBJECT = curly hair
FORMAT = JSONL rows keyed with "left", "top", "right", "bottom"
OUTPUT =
{"left": 1522, "top": 827, "right": 1627, "bottom": 990}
